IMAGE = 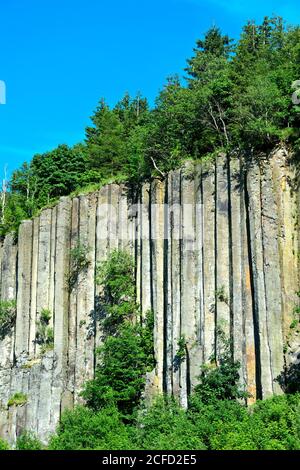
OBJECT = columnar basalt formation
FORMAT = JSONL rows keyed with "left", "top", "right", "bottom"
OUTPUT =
{"left": 0, "top": 148, "right": 299, "bottom": 443}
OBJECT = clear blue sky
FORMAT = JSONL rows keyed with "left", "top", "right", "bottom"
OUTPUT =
{"left": 0, "top": 0, "right": 299, "bottom": 176}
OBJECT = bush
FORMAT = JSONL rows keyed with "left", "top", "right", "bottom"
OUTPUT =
{"left": 245, "top": 394, "right": 300, "bottom": 450}
{"left": 46, "top": 393, "right": 300, "bottom": 450}
{"left": 82, "top": 319, "right": 154, "bottom": 418}
{"left": 96, "top": 249, "right": 135, "bottom": 303}
{"left": 49, "top": 406, "right": 133, "bottom": 450}
{"left": 0, "top": 300, "right": 17, "bottom": 340}
{"left": 194, "top": 327, "right": 248, "bottom": 403}
{"left": 35, "top": 308, "right": 54, "bottom": 353}
{"left": 7, "top": 392, "right": 27, "bottom": 407}
{"left": 0, "top": 438, "right": 9, "bottom": 450}
{"left": 16, "top": 432, "right": 43, "bottom": 450}
{"left": 188, "top": 396, "right": 250, "bottom": 449}
{"left": 132, "top": 397, "right": 206, "bottom": 450}
{"left": 96, "top": 249, "right": 137, "bottom": 335}
{"left": 188, "top": 393, "right": 300, "bottom": 450}
{"left": 68, "top": 242, "right": 90, "bottom": 291}
{"left": 82, "top": 250, "right": 154, "bottom": 418}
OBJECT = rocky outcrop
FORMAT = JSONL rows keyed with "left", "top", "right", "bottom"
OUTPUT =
{"left": 0, "top": 148, "right": 299, "bottom": 443}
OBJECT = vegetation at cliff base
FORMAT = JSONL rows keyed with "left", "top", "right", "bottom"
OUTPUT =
{"left": 0, "top": 438, "right": 9, "bottom": 450}
{"left": 15, "top": 432, "right": 43, "bottom": 450}
{"left": 47, "top": 377, "right": 300, "bottom": 450}
{"left": 1, "top": 16, "right": 300, "bottom": 238}
{"left": 46, "top": 250, "right": 300, "bottom": 450}
{"left": 1, "top": 249, "right": 300, "bottom": 450}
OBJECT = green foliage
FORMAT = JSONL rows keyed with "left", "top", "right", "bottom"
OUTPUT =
{"left": 187, "top": 394, "right": 300, "bottom": 450}
{"left": 0, "top": 299, "right": 17, "bottom": 340}
{"left": 82, "top": 250, "right": 154, "bottom": 419}
{"left": 40, "top": 308, "right": 51, "bottom": 324}
{"left": 7, "top": 392, "right": 27, "bottom": 407}
{"left": 96, "top": 249, "right": 135, "bottom": 305}
{"left": 172, "top": 335, "right": 187, "bottom": 372}
{"left": 14, "top": 144, "right": 89, "bottom": 209}
{"left": 86, "top": 94, "right": 149, "bottom": 181}
{"left": 35, "top": 308, "right": 54, "bottom": 353}
{"left": 95, "top": 249, "right": 136, "bottom": 333}
{"left": 215, "top": 285, "right": 229, "bottom": 305}
{"left": 2, "top": 17, "right": 300, "bottom": 238}
{"left": 290, "top": 319, "right": 298, "bottom": 329}
{"left": 132, "top": 397, "right": 206, "bottom": 450}
{"left": 49, "top": 406, "right": 133, "bottom": 450}
{"left": 16, "top": 432, "right": 43, "bottom": 450}
{"left": 194, "top": 328, "right": 248, "bottom": 403}
{"left": 188, "top": 396, "right": 250, "bottom": 449}
{"left": 209, "top": 394, "right": 300, "bottom": 450}
{"left": 0, "top": 144, "right": 92, "bottom": 238}
{"left": 45, "top": 315, "right": 300, "bottom": 450}
{"left": 0, "top": 193, "right": 29, "bottom": 240}
{"left": 68, "top": 242, "right": 91, "bottom": 291}
{"left": 82, "top": 319, "right": 154, "bottom": 418}
{"left": 280, "top": 300, "right": 300, "bottom": 367}
{"left": 0, "top": 438, "right": 9, "bottom": 450}
{"left": 48, "top": 393, "right": 300, "bottom": 450}
{"left": 186, "top": 25, "right": 233, "bottom": 80}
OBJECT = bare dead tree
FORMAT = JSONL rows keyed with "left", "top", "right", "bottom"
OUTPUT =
{"left": 150, "top": 156, "right": 166, "bottom": 178}
{"left": 216, "top": 101, "right": 230, "bottom": 145}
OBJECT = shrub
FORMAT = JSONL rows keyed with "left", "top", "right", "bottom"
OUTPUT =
{"left": 96, "top": 249, "right": 135, "bottom": 304}
{"left": 0, "top": 438, "right": 9, "bottom": 450}
{"left": 35, "top": 308, "right": 54, "bottom": 353}
{"left": 194, "top": 327, "right": 248, "bottom": 403}
{"left": 7, "top": 392, "right": 27, "bottom": 407}
{"left": 133, "top": 397, "right": 206, "bottom": 450}
{"left": 82, "top": 318, "right": 154, "bottom": 419}
{"left": 215, "top": 285, "right": 229, "bottom": 305}
{"left": 83, "top": 250, "right": 154, "bottom": 419}
{"left": 46, "top": 393, "right": 300, "bottom": 450}
{"left": 49, "top": 406, "right": 133, "bottom": 450}
{"left": 16, "top": 432, "right": 43, "bottom": 450}
{"left": 95, "top": 249, "right": 137, "bottom": 335}
{"left": 188, "top": 396, "right": 250, "bottom": 449}
{"left": 173, "top": 335, "right": 186, "bottom": 371}
{"left": 40, "top": 308, "right": 51, "bottom": 324}
{"left": 188, "top": 393, "right": 300, "bottom": 450}
{"left": 245, "top": 394, "right": 300, "bottom": 450}
{"left": 0, "top": 299, "right": 17, "bottom": 340}
{"left": 68, "top": 242, "right": 91, "bottom": 291}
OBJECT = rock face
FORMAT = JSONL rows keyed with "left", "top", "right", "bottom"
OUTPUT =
{"left": 0, "top": 149, "right": 299, "bottom": 443}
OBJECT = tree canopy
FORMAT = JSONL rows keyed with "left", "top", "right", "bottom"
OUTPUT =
{"left": 1, "top": 16, "right": 300, "bottom": 238}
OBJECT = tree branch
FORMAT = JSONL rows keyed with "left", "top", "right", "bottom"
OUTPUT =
{"left": 150, "top": 156, "right": 166, "bottom": 178}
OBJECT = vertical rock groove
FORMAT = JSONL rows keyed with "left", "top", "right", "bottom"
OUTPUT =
{"left": 202, "top": 160, "right": 216, "bottom": 362}
{"left": 163, "top": 176, "right": 169, "bottom": 394}
{"left": 227, "top": 155, "right": 234, "bottom": 352}
{"left": 244, "top": 166, "right": 262, "bottom": 400}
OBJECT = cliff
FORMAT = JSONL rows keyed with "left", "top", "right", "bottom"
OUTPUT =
{"left": 0, "top": 148, "right": 299, "bottom": 444}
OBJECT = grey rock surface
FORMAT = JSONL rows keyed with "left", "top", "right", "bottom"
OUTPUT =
{"left": 0, "top": 149, "right": 299, "bottom": 443}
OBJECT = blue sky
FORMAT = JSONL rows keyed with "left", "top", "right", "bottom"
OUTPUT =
{"left": 0, "top": 0, "right": 299, "bottom": 176}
